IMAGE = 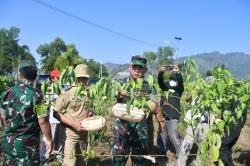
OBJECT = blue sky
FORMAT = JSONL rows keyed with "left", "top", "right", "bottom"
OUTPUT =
{"left": 1, "top": 0, "right": 250, "bottom": 64}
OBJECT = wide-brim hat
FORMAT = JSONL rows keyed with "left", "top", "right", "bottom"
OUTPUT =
{"left": 75, "top": 64, "right": 90, "bottom": 78}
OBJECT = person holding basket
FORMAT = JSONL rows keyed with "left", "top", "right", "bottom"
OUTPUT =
{"left": 53, "top": 64, "right": 92, "bottom": 166}
{"left": 112, "top": 55, "right": 158, "bottom": 166}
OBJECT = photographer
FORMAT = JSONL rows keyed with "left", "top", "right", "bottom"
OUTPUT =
{"left": 157, "top": 64, "right": 184, "bottom": 158}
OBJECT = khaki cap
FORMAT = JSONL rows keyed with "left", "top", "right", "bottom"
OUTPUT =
{"left": 75, "top": 64, "right": 90, "bottom": 78}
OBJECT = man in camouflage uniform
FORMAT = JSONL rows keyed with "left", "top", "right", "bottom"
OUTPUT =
{"left": 53, "top": 64, "right": 92, "bottom": 166}
{"left": 112, "top": 55, "right": 158, "bottom": 166}
{"left": 0, "top": 60, "right": 53, "bottom": 166}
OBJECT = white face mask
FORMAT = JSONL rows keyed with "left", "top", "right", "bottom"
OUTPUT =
{"left": 169, "top": 80, "right": 177, "bottom": 87}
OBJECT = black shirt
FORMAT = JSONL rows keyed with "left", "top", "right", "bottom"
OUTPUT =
{"left": 158, "top": 71, "right": 184, "bottom": 119}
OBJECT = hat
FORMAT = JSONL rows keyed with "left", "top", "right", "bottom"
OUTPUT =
{"left": 131, "top": 55, "right": 147, "bottom": 68}
{"left": 19, "top": 60, "right": 36, "bottom": 69}
{"left": 75, "top": 64, "right": 90, "bottom": 78}
{"left": 50, "top": 69, "right": 60, "bottom": 78}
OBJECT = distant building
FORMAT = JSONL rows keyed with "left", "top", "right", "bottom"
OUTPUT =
{"left": 113, "top": 71, "right": 130, "bottom": 80}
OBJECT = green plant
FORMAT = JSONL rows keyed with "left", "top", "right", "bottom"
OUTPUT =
{"left": 0, "top": 76, "right": 13, "bottom": 94}
{"left": 181, "top": 58, "right": 250, "bottom": 165}
{"left": 40, "top": 61, "right": 250, "bottom": 165}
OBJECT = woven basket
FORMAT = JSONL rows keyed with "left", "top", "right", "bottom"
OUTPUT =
{"left": 81, "top": 116, "right": 106, "bottom": 131}
{"left": 112, "top": 103, "right": 145, "bottom": 122}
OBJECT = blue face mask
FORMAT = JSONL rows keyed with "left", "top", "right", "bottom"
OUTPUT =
{"left": 169, "top": 80, "right": 177, "bottom": 87}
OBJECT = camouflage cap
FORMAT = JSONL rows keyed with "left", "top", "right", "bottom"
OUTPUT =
{"left": 19, "top": 60, "right": 36, "bottom": 69}
{"left": 131, "top": 55, "right": 147, "bottom": 68}
{"left": 75, "top": 64, "right": 90, "bottom": 78}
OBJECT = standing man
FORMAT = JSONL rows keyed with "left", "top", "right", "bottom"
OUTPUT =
{"left": 176, "top": 96, "right": 212, "bottom": 166}
{"left": 157, "top": 64, "right": 184, "bottom": 156}
{"left": 0, "top": 60, "right": 53, "bottom": 165}
{"left": 40, "top": 69, "right": 65, "bottom": 165}
{"left": 177, "top": 72, "right": 215, "bottom": 166}
{"left": 53, "top": 64, "right": 91, "bottom": 166}
{"left": 219, "top": 100, "right": 247, "bottom": 166}
{"left": 112, "top": 55, "right": 157, "bottom": 166}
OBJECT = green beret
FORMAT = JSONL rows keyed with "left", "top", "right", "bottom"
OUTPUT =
{"left": 19, "top": 60, "right": 36, "bottom": 69}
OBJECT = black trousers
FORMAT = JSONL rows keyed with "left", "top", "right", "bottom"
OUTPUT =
{"left": 219, "top": 120, "right": 245, "bottom": 166}
{"left": 220, "top": 137, "right": 238, "bottom": 166}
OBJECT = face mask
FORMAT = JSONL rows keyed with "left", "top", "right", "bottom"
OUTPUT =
{"left": 169, "top": 80, "right": 177, "bottom": 87}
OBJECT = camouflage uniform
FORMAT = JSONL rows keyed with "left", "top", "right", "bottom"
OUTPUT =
{"left": 112, "top": 80, "right": 157, "bottom": 166}
{"left": 0, "top": 79, "right": 47, "bottom": 166}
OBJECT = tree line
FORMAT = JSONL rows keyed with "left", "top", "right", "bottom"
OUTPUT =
{"left": 0, "top": 26, "right": 179, "bottom": 79}
{"left": 0, "top": 26, "right": 107, "bottom": 78}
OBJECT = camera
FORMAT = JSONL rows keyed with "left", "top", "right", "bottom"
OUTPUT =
{"left": 164, "top": 65, "right": 174, "bottom": 71}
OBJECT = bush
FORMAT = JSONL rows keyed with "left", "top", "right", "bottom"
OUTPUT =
{"left": 0, "top": 76, "right": 13, "bottom": 94}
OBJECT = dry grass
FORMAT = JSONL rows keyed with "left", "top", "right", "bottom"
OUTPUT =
{"left": 0, "top": 114, "right": 250, "bottom": 166}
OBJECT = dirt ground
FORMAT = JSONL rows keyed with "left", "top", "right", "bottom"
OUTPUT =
{"left": 232, "top": 117, "right": 250, "bottom": 166}
{"left": 1, "top": 114, "right": 249, "bottom": 166}
{"left": 83, "top": 114, "right": 250, "bottom": 166}
{"left": 88, "top": 114, "right": 250, "bottom": 166}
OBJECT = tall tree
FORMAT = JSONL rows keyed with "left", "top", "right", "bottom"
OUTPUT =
{"left": 0, "top": 27, "right": 35, "bottom": 75}
{"left": 54, "top": 44, "right": 86, "bottom": 71}
{"left": 37, "top": 37, "right": 67, "bottom": 73}
{"left": 143, "top": 46, "right": 174, "bottom": 76}
{"left": 37, "top": 37, "right": 107, "bottom": 77}
{"left": 86, "top": 59, "right": 108, "bottom": 78}
{"left": 143, "top": 51, "right": 157, "bottom": 75}
{"left": 157, "top": 46, "right": 174, "bottom": 66}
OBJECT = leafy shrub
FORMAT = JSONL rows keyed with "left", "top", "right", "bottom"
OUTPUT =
{"left": 0, "top": 76, "right": 13, "bottom": 94}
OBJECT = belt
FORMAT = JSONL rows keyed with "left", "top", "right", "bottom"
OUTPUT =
{"left": 164, "top": 116, "right": 171, "bottom": 120}
{"left": 164, "top": 116, "right": 179, "bottom": 120}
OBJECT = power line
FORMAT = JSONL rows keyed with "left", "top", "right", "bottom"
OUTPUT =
{"left": 30, "top": 0, "right": 159, "bottom": 47}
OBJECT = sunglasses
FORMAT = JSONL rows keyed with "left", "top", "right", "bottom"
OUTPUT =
{"left": 132, "top": 64, "right": 144, "bottom": 70}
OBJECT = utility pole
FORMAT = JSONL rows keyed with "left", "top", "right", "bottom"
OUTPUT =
{"left": 99, "top": 62, "right": 103, "bottom": 78}
{"left": 174, "top": 37, "right": 182, "bottom": 65}
{"left": 17, "top": 49, "right": 22, "bottom": 81}
{"left": 164, "top": 36, "right": 182, "bottom": 65}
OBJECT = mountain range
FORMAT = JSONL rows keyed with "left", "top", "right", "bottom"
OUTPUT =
{"left": 104, "top": 52, "right": 250, "bottom": 79}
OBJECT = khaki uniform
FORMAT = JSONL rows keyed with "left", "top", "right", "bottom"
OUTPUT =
{"left": 54, "top": 86, "right": 89, "bottom": 166}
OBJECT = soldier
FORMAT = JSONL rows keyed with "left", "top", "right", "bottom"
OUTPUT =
{"left": 112, "top": 55, "right": 158, "bottom": 166}
{"left": 53, "top": 64, "right": 92, "bottom": 166}
{"left": 0, "top": 60, "right": 53, "bottom": 165}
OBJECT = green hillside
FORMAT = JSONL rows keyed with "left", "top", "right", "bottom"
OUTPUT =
{"left": 105, "top": 52, "right": 250, "bottom": 79}
{"left": 179, "top": 51, "right": 250, "bottom": 79}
